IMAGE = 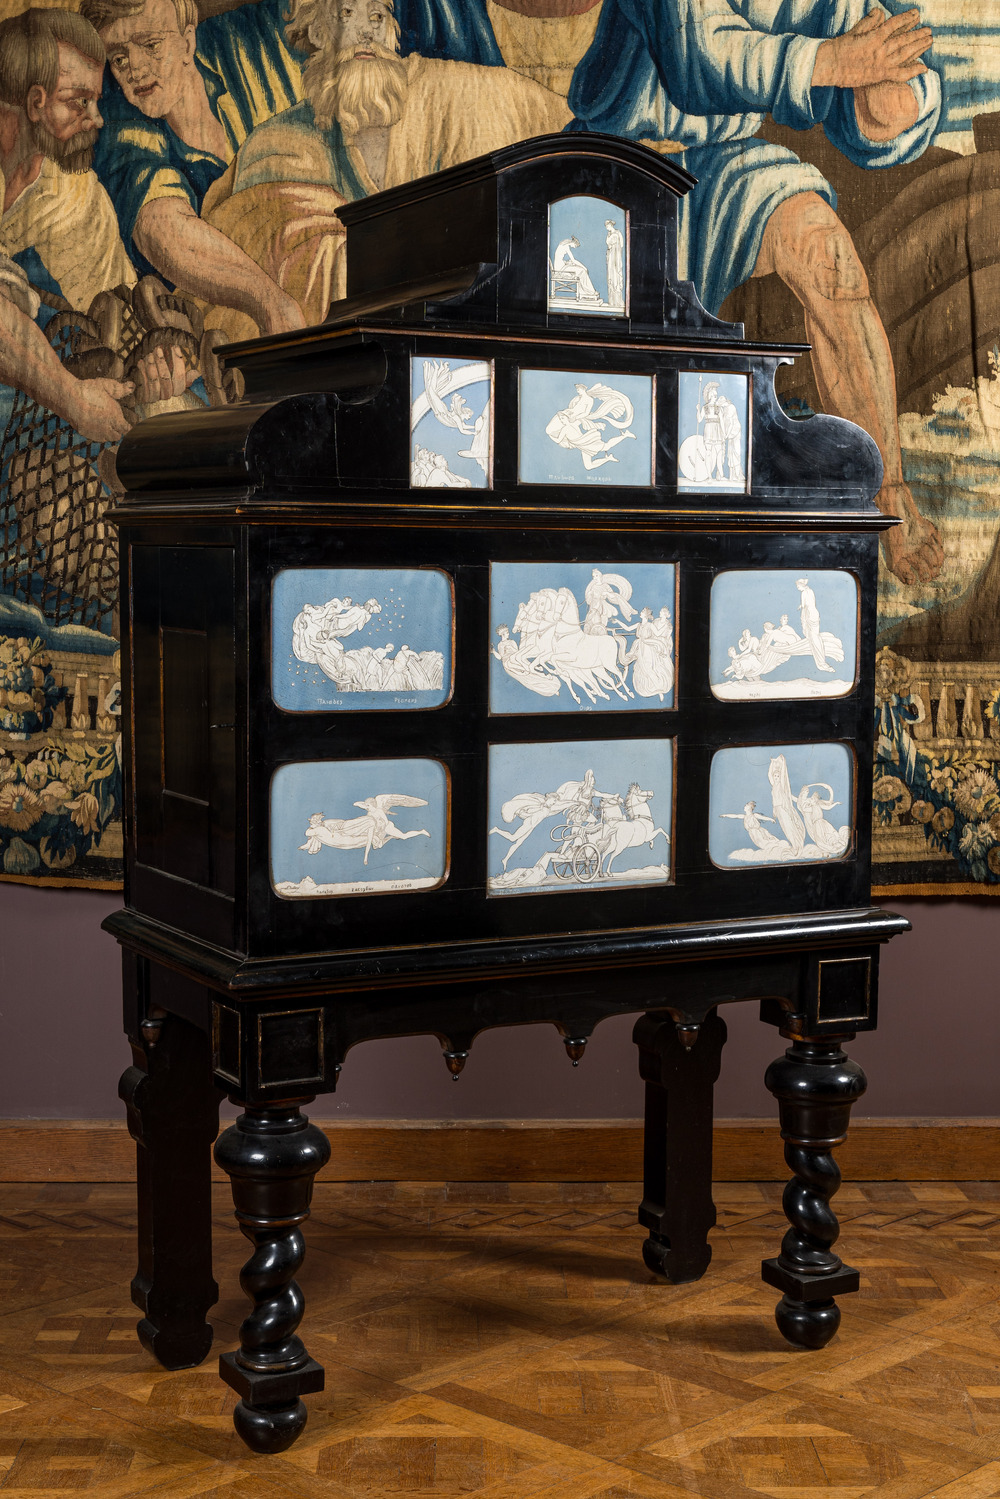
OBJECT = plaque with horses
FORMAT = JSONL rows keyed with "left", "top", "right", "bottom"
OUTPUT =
{"left": 490, "top": 562, "right": 676, "bottom": 713}
{"left": 487, "top": 737, "right": 673, "bottom": 895}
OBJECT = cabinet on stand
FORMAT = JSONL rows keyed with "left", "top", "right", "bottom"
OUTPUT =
{"left": 106, "top": 133, "right": 907, "bottom": 1453}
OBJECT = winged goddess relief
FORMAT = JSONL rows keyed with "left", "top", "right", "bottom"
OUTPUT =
{"left": 300, "top": 794, "right": 431, "bottom": 865}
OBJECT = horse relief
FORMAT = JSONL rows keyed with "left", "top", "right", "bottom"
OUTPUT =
{"left": 490, "top": 562, "right": 675, "bottom": 713}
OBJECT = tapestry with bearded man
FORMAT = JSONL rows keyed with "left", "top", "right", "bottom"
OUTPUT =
{"left": 200, "top": 0, "right": 570, "bottom": 334}
{"left": 1, "top": 0, "right": 1000, "bottom": 896}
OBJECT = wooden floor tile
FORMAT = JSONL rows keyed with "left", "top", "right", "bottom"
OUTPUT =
{"left": 0, "top": 1181, "right": 996, "bottom": 1495}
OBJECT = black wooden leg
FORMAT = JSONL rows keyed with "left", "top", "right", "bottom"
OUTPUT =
{"left": 120, "top": 1011, "right": 221, "bottom": 1370}
{"left": 763, "top": 1036, "right": 867, "bottom": 1349}
{"left": 634, "top": 1008, "right": 727, "bottom": 1283}
{"left": 214, "top": 1101, "right": 331, "bottom": 1454}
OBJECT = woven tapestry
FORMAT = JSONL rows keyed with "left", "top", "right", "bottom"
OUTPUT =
{"left": 0, "top": 0, "right": 994, "bottom": 891}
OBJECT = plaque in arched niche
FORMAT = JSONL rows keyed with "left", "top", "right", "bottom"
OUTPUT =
{"left": 547, "top": 195, "right": 628, "bottom": 317}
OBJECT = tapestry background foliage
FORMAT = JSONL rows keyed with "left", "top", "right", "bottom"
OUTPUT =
{"left": 0, "top": 0, "right": 996, "bottom": 891}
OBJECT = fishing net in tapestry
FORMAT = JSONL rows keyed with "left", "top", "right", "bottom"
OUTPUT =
{"left": 0, "top": 279, "right": 228, "bottom": 632}
{"left": 0, "top": 298, "right": 139, "bottom": 629}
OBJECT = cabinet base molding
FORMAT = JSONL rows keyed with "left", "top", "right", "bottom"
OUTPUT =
{"left": 0, "top": 1118, "right": 994, "bottom": 1183}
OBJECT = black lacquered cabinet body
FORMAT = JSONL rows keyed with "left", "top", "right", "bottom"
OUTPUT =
{"left": 126, "top": 521, "right": 880, "bottom": 957}
{"left": 107, "top": 134, "right": 906, "bottom": 1454}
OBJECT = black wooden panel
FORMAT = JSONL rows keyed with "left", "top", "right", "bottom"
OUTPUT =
{"left": 256, "top": 1011, "right": 324, "bottom": 1088}
{"left": 160, "top": 792, "right": 210, "bottom": 889}
{"left": 213, "top": 1003, "right": 241, "bottom": 1084}
{"left": 816, "top": 956, "right": 873, "bottom": 1026}
{"left": 132, "top": 863, "right": 236, "bottom": 947}
{"left": 162, "top": 629, "right": 209, "bottom": 800}
{"left": 130, "top": 545, "right": 236, "bottom": 927}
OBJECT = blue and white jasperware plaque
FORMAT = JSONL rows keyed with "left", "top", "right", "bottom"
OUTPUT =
{"left": 410, "top": 355, "right": 493, "bottom": 489}
{"left": 487, "top": 737, "right": 672, "bottom": 894}
{"left": 272, "top": 567, "right": 453, "bottom": 711}
{"left": 547, "top": 195, "right": 628, "bottom": 316}
{"left": 519, "top": 368, "right": 654, "bottom": 487}
{"left": 677, "top": 371, "right": 749, "bottom": 492}
{"left": 710, "top": 570, "right": 858, "bottom": 701}
{"left": 271, "top": 758, "right": 449, "bottom": 897}
{"left": 490, "top": 561, "right": 675, "bottom": 713}
{"left": 709, "top": 742, "right": 854, "bottom": 869}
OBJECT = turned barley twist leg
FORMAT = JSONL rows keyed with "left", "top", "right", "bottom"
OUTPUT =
{"left": 763, "top": 1037, "right": 866, "bottom": 1349}
{"left": 214, "top": 1102, "right": 331, "bottom": 1453}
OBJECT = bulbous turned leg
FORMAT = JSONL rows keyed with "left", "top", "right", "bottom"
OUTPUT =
{"left": 214, "top": 1102, "right": 331, "bottom": 1454}
{"left": 763, "top": 1037, "right": 867, "bottom": 1349}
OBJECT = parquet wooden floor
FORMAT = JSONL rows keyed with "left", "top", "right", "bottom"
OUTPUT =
{"left": 0, "top": 1180, "right": 997, "bottom": 1497}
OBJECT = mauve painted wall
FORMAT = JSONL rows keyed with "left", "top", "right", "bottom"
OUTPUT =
{"left": 0, "top": 883, "right": 996, "bottom": 1118}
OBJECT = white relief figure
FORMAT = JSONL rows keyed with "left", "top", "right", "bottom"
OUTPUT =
{"left": 768, "top": 754, "right": 806, "bottom": 855}
{"left": 332, "top": 597, "right": 381, "bottom": 637}
{"left": 621, "top": 606, "right": 674, "bottom": 701}
{"left": 719, "top": 577, "right": 845, "bottom": 699}
{"left": 410, "top": 357, "right": 492, "bottom": 489}
{"left": 292, "top": 596, "right": 381, "bottom": 678}
{"left": 511, "top": 586, "right": 633, "bottom": 704}
{"left": 796, "top": 783, "right": 850, "bottom": 854}
{"left": 756, "top": 619, "right": 791, "bottom": 676}
{"left": 698, "top": 379, "right": 743, "bottom": 484}
{"left": 583, "top": 570, "right": 636, "bottom": 635}
{"left": 678, "top": 376, "right": 745, "bottom": 486}
{"left": 492, "top": 623, "right": 560, "bottom": 698}
{"left": 411, "top": 446, "right": 473, "bottom": 488}
{"left": 550, "top": 235, "right": 601, "bottom": 306}
{"left": 384, "top": 642, "right": 438, "bottom": 691}
{"left": 718, "top": 799, "right": 786, "bottom": 856}
{"left": 422, "top": 360, "right": 475, "bottom": 434}
{"left": 300, "top": 794, "right": 431, "bottom": 865}
{"left": 723, "top": 625, "right": 763, "bottom": 681}
{"left": 718, "top": 754, "right": 849, "bottom": 864}
{"left": 291, "top": 594, "right": 443, "bottom": 694}
{"left": 605, "top": 219, "right": 625, "bottom": 311}
{"left": 597, "top": 783, "right": 670, "bottom": 875}
{"left": 489, "top": 766, "right": 669, "bottom": 891}
{"left": 796, "top": 577, "right": 836, "bottom": 672}
{"left": 457, "top": 404, "right": 490, "bottom": 476}
{"left": 490, "top": 767, "right": 607, "bottom": 870}
{"left": 724, "top": 645, "right": 755, "bottom": 683}
{"left": 545, "top": 383, "right": 637, "bottom": 472}
{"left": 494, "top": 571, "right": 674, "bottom": 708}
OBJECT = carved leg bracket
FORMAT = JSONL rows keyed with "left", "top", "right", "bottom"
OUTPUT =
{"left": 214, "top": 1102, "right": 331, "bottom": 1454}
{"left": 763, "top": 1036, "right": 867, "bottom": 1349}
{"left": 635, "top": 1008, "right": 727, "bottom": 1284}
{"left": 120, "top": 1010, "right": 221, "bottom": 1370}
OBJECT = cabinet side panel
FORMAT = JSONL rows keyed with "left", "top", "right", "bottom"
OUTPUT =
{"left": 129, "top": 543, "right": 236, "bottom": 944}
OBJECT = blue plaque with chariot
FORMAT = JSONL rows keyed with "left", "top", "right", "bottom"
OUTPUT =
{"left": 272, "top": 567, "right": 453, "bottom": 712}
{"left": 487, "top": 737, "right": 673, "bottom": 894}
{"left": 489, "top": 561, "right": 676, "bottom": 714}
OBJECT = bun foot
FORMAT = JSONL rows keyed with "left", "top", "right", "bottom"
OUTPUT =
{"left": 774, "top": 1294, "right": 841, "bottom": 1349}
{"left": 233, "top": 1397, "right": 307, "bottom": 1454}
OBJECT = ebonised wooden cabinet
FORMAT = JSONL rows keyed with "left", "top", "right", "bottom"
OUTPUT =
{"left": 106, "top": 134, "right": 908, "bottom": 1455}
